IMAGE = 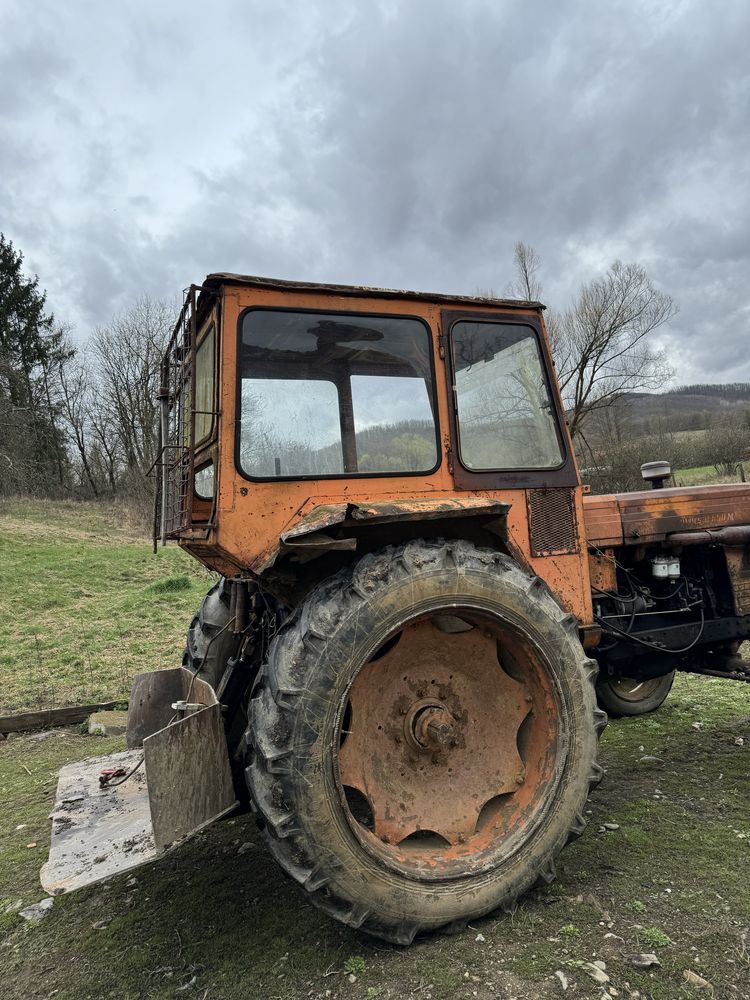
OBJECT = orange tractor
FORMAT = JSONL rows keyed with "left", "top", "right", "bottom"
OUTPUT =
{"left": 43, "top": 275, "right": 750, "bottom": 942}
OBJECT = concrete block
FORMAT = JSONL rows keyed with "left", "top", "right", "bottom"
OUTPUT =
{"left": 88, "top": 710, "right": 128, "bottom": 736}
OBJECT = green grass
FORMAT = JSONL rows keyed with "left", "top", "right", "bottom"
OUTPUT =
{"left": 1, "top": 500, "right": 749, "bottom": 998}
{"left": 672, "top": 462, "right": 747, "bottom": 487}
{"left": 0, "top": 498, "right": 215, "bottom": 713}
{"left": 639, "top": 926, "right": 672, "bottom": 949}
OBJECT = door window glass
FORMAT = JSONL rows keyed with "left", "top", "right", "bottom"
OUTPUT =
{"left": 452, "top": 321, "right": 563, "bottom": 470}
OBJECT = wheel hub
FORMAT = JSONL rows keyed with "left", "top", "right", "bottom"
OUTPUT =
{"left": 403, "top": 700, "right": 456, "bottom": 752}
{"left": 413, "top": 705, "right": 455, "bottom": 750}
{"left": 337, "top": 619, "right": 533, "bottom": 849}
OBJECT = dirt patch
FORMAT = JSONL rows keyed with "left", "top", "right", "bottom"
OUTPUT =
{"left": 1, "top": 676, "right": 749, "bottom": 1000}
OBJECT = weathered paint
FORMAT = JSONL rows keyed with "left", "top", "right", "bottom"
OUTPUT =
{"left": 182, "top": 280, "right": 596, "bottom": 624}
{"left": 588, "top": 550, "right": 618, "bottom": 593}
{"left": 583, "top": 484, "right": 750, "bottom": 549}
{"left": 338, "top": 621, "right": 530, "bottom": 847}
{"left": 724, "top": 546, "right": 750, "bottom": 616}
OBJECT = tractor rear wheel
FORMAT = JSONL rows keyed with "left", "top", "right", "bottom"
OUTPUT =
{"left": 245, "top": 540, "right": 605, "bottom": 942}
{"left": 596, "top": 672, "right": 675, "bottom": 717}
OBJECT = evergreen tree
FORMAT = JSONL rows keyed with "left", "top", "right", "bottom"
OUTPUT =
{"left": 0, "top": 233, "right": 73, "bottom": 495}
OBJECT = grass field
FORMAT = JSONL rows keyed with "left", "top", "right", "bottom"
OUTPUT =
{"left": 0, "top": 499, "right": 215, "bottom": 713}
{"left": 1, "top": 500, "right": 750, "bottom": 999}
{"left": 672, "top": 464, "right": 738, "bottom": 487}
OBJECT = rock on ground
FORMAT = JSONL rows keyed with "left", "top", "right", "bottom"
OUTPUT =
{"left": 19, "top": 898, "right": 54, "bottom": 922}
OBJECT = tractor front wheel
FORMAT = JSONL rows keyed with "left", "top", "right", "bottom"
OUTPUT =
{"left": 245, "top": 540, "right": 605, "bottom": 942}
{"left": 596, "top": 672, "right": 675, "bottom": 717}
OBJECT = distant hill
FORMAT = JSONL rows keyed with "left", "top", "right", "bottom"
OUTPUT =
{"left": 588, "top": 383, "right": 750, "bottom": 437}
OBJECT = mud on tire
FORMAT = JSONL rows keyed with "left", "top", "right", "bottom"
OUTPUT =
{"left": 182, "top": 578, "right": 241, "bottom": 691}
{"left": 245, "top": 540, "right": 606, "bottom": 943}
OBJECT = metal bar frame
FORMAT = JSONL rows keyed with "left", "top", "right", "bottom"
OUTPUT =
{"left": 150, "top": 284, "right": 218, "bottom": 545}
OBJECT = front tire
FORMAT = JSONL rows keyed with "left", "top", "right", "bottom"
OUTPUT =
{"left": 245, "top": 540, "right": 605, "bottom": 942}
{"left": 596, "top": 672, "right": 675, "bottom": 717}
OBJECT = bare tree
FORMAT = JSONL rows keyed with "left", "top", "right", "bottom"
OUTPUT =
{"left": 89, "top": 408, "right": 122, "bottom": 493}
{"left": 704, "top": 414, "right": 750, "bottom": 477}
{"left": 56, "top": 341, "right": 101, "bottom": 497}
{"left": 507, "top": 246, "right": 676, "bottom": 440}
{"left": 556, "top": 261, "right": 676, "bottom": 439}
{"left": 506, "top": 242, "right": 543, "bottom": 301}
{"left": 90, "top": 296, "right": 174, "bottom": 494}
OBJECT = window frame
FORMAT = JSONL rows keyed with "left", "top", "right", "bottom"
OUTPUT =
{"left": 234, "top": 306, "right": 442, "bottom": 483}
{"left": 443, "top": 310, "right": 579, "bottom": 489}
{"left": 189, "top": 316, "right": 219, "bottom": 507}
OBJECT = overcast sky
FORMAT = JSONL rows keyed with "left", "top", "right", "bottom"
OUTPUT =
{"left": 1, "top": 0, "right": 748, "bottom": 385}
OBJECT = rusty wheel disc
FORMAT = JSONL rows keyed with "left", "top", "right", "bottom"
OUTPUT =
{"left": 337, "top": 612, "right": 561, "bottom": 879}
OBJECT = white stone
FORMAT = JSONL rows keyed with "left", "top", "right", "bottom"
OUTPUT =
{"left": 19, "top": 898, "right": 54, "bottom": 922}
{"left": 583, "top": 962, "right": 610, "bottom": 985}
{"left": 625, "top": 953, "right": 661, "bottom": 969}
{"left": 554, "top": 970, "right": 569, "bottom": 991}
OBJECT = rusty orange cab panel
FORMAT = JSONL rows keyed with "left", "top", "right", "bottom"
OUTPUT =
{"left": 170, "top": 274, "right": 595, "bottom": 627}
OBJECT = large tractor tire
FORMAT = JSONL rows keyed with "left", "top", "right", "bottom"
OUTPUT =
{"left": 245, "top": 540, "right": 606, "bottom": 943}
{"left": 596, "top": 672, "right": 675, "bottom": 717}
{"left": 183, "top": 578, "right": 241, "bottom": 690}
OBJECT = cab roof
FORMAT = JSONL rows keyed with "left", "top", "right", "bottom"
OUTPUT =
{"left": 201, "top": 272, "right": 545, "bottom": 312}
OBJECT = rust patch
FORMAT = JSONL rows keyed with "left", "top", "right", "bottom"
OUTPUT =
{"left": 724, "top": 546, "right": 750, "bottom": 616}
{"left": 588, "top": 550, "right": 617, "bottom": 592}
{"left": 338, "top": 620, "right": 530, "bottom": 847}
{"left": 252, "top": 497, "right": 512, "bottom": 573}
{"left": 584, "top": 484, "right": 750, "bottom": 548}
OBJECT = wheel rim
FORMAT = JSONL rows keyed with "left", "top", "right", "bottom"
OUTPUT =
{"left": 607, "top": 676, "right": 667, "bottom": 703}
{"left": 336, "top": 610, "right": 564, "bottom": 880}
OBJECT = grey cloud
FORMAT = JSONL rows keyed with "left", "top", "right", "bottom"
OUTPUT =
{"left": 0, "top": 0, "right": 748, "bottom": 383}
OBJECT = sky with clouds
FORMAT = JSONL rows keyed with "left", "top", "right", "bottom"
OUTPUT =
{"left": 1, "top": 0, "right": 748, "bottom": 385}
